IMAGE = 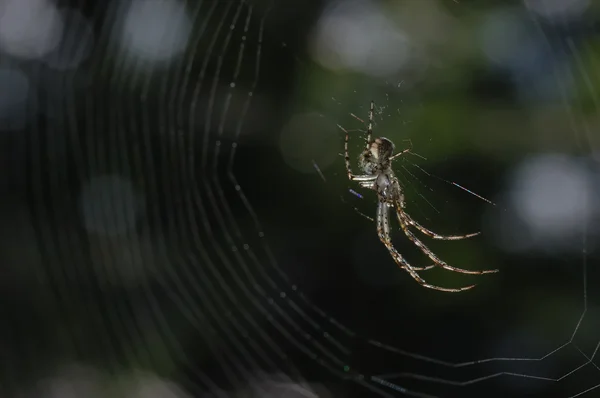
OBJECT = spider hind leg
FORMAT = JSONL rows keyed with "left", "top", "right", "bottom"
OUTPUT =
{"left": 377, "top": 202, "right": 476, "bottom": 293}
{"left": 397, "top": 209, "right": 499, "bottom": 275}
{"left": 403, "top": 212, "right": 480, "bottom": 240}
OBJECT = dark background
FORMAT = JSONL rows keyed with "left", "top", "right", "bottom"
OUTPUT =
{"left": 1, "top": 0, "right": 599, "bottom": 397}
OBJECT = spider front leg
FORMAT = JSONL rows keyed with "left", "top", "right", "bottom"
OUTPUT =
{"left": 339, "top": 124, "right": 378, "bottom": 182}
{"left": 350, "top": 175, "right": 377, "bottom": 182}
{"left": 349, "top": 100, "right": 376, "bottom": 149}
{"left": 396, "top": 207, "right": 499, "bottom": 275}
{"left": 389, "top": 138, "right": 415, "bottom": 161}
{"left": 377, "top": 202, "right": 475, "bottom": 293}
{"left": 389, "top": 148, "right": 411, "bottom": 161}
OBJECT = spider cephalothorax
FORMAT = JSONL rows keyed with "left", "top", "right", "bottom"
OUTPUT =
{"left": 357, "top": 137, "right": 401, "bottom": 203}
{"left": 341, "top": 101, "right": 498, "bottom": 292}
{"left": 359, "top": 137, "right": 395, "bottom": 172}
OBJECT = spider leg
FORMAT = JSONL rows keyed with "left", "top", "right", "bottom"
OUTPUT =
{"left": 389, "top": 138, "right": 414, "bottom": 161}
{"left": 339, "top": 124, "right": 379, "bottom": 182}
{"left": 351, "top": 175, "right": 377, "bottom": 182}
{"left": 343, "top": 188, "right": 451, "bottom": 247}
{"left": 396, "top": 207, "right": 499, "bottom": 275}
{"left": 402, "top": 212, "right": 480, "bottom": 240}
{"left": 366, "top": 100, "right": 374, "bottom": 149}
{"left": 377, "top": 202, "right": 475, "bottom": 292}
{"left": 389, "top": 148, "right": 411, "bottom": 161}
{"left": 407, "top": 264, "right": 436, "bottom": 271}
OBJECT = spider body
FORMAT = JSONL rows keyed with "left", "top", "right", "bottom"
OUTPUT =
{"left": 359, "top": 137, "right": 394, "bottom": 171}
{"left": 341, "top": 101, "right": 498, "bottom": 292}
{"left": 358, "top": 137, "right": 404, "bottom": 205}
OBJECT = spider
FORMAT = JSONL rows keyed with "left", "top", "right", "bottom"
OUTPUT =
{"left": 340, "top": 101, "right": 498, "bottom": 292}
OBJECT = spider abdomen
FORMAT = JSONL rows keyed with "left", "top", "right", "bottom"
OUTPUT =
{"left": 375, "top": 171, "right": 402, "bottom": 203}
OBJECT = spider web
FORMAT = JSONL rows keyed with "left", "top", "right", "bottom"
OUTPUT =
{"left": 1, "top": 1, "right": 599, "bottom": 398}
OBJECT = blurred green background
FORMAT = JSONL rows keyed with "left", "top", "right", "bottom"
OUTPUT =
{"left": 1, "top": 0, "right": 600, "bottom": 397}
